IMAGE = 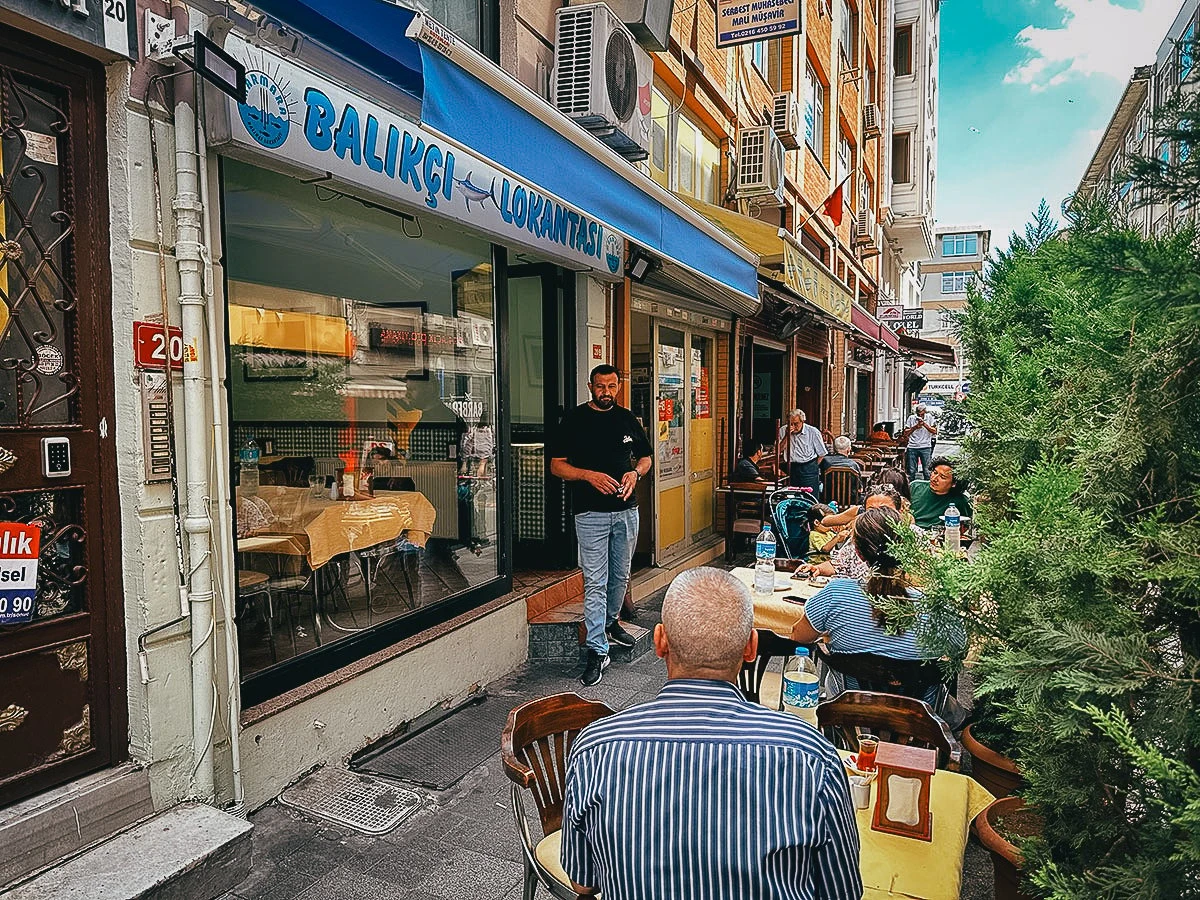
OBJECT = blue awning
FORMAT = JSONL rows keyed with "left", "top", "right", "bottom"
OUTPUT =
{"left": 247, "top": 0, "right": 423, "bottom": 100}
{"left": 417, "top": 46, "right": 760, "bottom": 309}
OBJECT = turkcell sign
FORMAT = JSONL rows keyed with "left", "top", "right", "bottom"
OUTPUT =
{"left": 216, "top": 37, "right": 625, "bottom": 277}
{"left": 0, "top": 523, "right": 40, "bottom": 625}
{"left": 716, "top": 0, "right": 802, "bottom": 48}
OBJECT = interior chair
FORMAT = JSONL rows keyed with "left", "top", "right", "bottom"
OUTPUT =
{"left": 822, "top": 465, "right": 864, "bottom": 510}
{"left": 354, "top": 539, "right": 419, "bottom": 617}
{"left": 739, "top": 629, "right": 801, "bottom": 710}
{"left": 816, "top": 690, "right": 962, "bottom": 770}
{"left": 725, "top": 481, "right": 771, "bottom": 561}
{"left": 502, "top": 693, "right": 615, "bottom": 900}
{"left": 235, "top": 570, "right": 277, "bottom": 663}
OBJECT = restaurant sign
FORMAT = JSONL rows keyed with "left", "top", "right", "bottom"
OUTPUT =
{"left": 781, "top": 240, "right": 853, "bottom": 324}
{"left": 1, "top": 0, "right": 136, "bottom": 60}
{"left": 716, "top": 0, "right": 802, "bottom": 48}
{"left": 209, "top": 36, "right": 627, "bottom": 278}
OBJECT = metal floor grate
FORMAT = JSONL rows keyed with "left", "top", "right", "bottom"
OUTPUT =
{"left": 279, "top": 767, "right": 422, "bottom": 835}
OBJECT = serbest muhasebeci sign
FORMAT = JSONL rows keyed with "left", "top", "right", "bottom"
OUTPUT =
{"left": 715, "top": 0, "right": 802, "bottom": 48}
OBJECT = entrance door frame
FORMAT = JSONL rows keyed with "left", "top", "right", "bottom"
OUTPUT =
{"left": 0, "top": 31, "right": 126, "bottom": 806}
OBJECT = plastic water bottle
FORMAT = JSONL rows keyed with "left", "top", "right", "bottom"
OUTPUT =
{"left": 782, "top": 647, "right": 820, "bottom": 727}
{"left": 944, "top": 503, "right": 961, "bottom": 552}
{"left": 753, "top": 524, "right": 776, "bottom": 596}
{"left": 239, "top": 438, "right": 260, "bottom": 495}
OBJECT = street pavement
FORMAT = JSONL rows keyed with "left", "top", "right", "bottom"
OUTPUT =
{"left": 221, "top": 574, "right": 995, "bottom": 900}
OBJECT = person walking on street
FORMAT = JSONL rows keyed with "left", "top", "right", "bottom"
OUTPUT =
{"left": 551, "top": 365, "right": 653, "bottom": 687}
{"left": 902, "top": 404, "right": 937, "bottom": 480}
{"left": 777, "top": 409, "right": 826, "bottom": 494}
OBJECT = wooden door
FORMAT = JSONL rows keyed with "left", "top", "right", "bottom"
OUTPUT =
{"left": 0, "top": 36, "right": 124, "bottom": 806}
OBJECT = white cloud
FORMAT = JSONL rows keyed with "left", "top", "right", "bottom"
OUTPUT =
{"left": 1005, "top": 0, "right": 1182, "bottom": 92}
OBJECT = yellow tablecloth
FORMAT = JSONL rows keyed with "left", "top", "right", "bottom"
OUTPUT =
{"left": 854, "top": 756, "right": 995, "bottom": 899}
{"left": 729, "top": 566, "right": 822, "bottom": 637}
{"left": 238, "top": 485, "right": 437, "bottom": 569}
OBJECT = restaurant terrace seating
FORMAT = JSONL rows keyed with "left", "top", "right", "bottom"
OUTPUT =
{"left": 502, "top": 693, "right": 615, "bottom": 900}
{"left": 822, "top": 465, "right": 864, "bottom": 509}
{"left": 738, "top": 628, "right": 801, "bottom": 709}
{"left": 817, "top": 690, "right": 962, "bottom": 771}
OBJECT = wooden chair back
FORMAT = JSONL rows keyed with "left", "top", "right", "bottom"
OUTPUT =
{"left": 814, "top": 644, "right": 948, "bottom": 701}
{"left": 817, "top": 690, "right": 962, "bottom": 770}
{"left": 738, "top": 629, "right": 800, "bottom": 705}
{"left": 728, "top": 482, "right": 770, "bottom": 533}
{"left": 822, "top": 465, "right": 863, "bottom": 509}
{"left": 501, "top": 693, "right": 615, "bottom": 835}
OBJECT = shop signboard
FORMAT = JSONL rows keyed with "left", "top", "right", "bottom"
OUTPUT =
{"left": 2, "top": 0, "right": 136, "bottom": 60}
{"left": 781, "top": 241, "right": 852, "bottom": 324}
{"left": 0, "top": 523, "right": 40, "bottom": 625}
{"left": 902, "top": 309, "right": 925, "bottom": 334}
{"left": 210, "top": 36, "right": 628, "bottom": 279}
{"left": 715, "top": 0, "right": 802, "bottom": 48}
{"left": 877, "top": 304, "right": 903, "bottom": 322}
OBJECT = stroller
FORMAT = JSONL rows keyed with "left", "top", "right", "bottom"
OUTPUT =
{"left": 768, "top": 486, "right": 820, "bottom": 561}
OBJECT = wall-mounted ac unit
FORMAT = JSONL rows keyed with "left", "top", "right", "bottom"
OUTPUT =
{"left": 734, "top": 126, "right": 785, "bottom": 205}
{"left": 854, "top": 207, "right": 878, "bottom": 245}
{"left": 862, "top": 102, "right": 881, "bottom": 139}
{"left": 602, "top": 0, "right": 675, "bottom": 52}
{"left": 553, "top": 3, "right": 653, "bottom": 162}
{"left": 771, "top": 92, "right": 801, "bottom": 151}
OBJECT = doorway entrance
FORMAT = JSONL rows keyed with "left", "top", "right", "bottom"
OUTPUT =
{"left": 795, "top": 356, "right": 824, "bottom": 428}
{"left": 506, "top": 262, "right": 576, "bottom": 570}
{"left": 743, "top": 343, "right": 785, "bottom": 448}
{"left": 856, "top": 372, "right": 872, "bottom": 440}
{"left": 0, "top": 37, "right": 124, "bottom": 806}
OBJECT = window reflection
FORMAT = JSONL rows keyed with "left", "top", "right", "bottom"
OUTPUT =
{"left": 222, "top": 161, "right": 499, "bottom": 679}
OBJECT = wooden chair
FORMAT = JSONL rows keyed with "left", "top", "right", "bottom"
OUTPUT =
{"left": 822, "top": 465, "right": 863, "bottom": 509}
{"left": 817, "top": 690, "right": 962, "bottom": 770}
{"left": 814, "top": 643, "right": 951, "bottom": 704}
{"left": 502, "top": 693, "right": 615, "bottom": 900}
{"left": 738, "top": 629, "right": 801, "bottom": 709}
{"left": 724, "top": 481, "right": 772, "bottom": 561}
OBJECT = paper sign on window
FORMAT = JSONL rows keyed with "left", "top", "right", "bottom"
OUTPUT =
{"left": 0, "top": 523, "right": 40, "bottom": 624}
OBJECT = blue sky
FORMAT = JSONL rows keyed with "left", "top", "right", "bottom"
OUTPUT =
{"left": 937, "top": 0, "right": 1183, "bottom": 248}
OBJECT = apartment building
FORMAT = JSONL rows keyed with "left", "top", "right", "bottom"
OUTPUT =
{"left": 1077, "top": 0, "right": 1198, "bottom": 235}
{"left": 913, "top": 225, "right": 990, "bottom": 399}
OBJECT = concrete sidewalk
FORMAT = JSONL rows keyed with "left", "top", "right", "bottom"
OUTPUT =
{"left": 222, "top": 580, "right": 995, "bottom": 900}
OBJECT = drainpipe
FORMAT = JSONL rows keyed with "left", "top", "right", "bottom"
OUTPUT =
{"left": 172, "top": 0, "right": 215, "bottom": 802}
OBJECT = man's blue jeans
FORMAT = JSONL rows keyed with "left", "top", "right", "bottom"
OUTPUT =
{"left": 906, "top": 446, "right": 933, "bottom": 480}
{"left": 575, "top": 508, "right": 639, "bottom": 655}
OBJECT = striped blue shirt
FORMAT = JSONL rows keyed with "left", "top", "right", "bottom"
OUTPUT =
{"left": 561, "top": 679, "right": 862, "bottom": 899}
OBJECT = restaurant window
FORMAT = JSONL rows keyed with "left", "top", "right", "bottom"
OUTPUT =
{"left": 222, "top": 160, "right": 500, "bottom": 684}
{"left": 894, "top": 24, "right": 913, "bottom": 77}
{"left": 805, "top": 61, "right": 826, "bottom": 159}
{"left": 650, "top": 88, "right": 670, "bottom": 188}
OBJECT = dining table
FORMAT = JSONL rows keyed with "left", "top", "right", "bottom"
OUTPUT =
{"left": 842, "top": 750, "right": 995, "bottom": 900}
{"left": 729, "top": 565, "right": 822, "bottom": 637}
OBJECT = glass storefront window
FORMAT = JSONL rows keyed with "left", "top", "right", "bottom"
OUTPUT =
{"left": 222, "top": 160, "right": 499, "bottom": 680}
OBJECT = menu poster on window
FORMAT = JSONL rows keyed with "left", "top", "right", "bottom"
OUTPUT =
{"left": 658, "top": 397, "right": 675, "bottom": 422}
{"left": 0, "top": 523, "right": 40, "bottom": 625}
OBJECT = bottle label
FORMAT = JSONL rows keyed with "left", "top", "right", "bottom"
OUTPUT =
{"left": 755, "top": 541, "right": 775, "bottom": 559}
{"left": 783, "top": 671, "right": 819, "bottom": 709}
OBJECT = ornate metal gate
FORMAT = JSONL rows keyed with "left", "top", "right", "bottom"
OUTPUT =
{"left": 0, "top": 34, "right": 123, "bottom": 807}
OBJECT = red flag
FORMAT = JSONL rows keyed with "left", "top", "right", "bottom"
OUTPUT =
{"left": 823, "top": 182, "right": 844, "bottom": 227}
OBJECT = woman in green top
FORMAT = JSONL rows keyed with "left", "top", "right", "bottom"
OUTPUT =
{"left": 910, "top": 457, "right": 972, "bottom": 528}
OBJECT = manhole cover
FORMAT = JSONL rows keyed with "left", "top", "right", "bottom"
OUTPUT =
{"left": 279, "top": 767, "right": 422, "bottom": 835}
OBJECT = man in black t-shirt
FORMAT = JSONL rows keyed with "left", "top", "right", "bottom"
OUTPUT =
{"left": 551, "top": 365, "right": 653, "bottom": 686}
{"left": 729, "top": 439, "right": 766, "bottom": 483}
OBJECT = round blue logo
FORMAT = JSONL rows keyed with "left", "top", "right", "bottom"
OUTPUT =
{"left": 604, "top": 234, "right": 622, "bottom": 274}
{"left": 239, "top": 70, "right": 291, "bottom": 149}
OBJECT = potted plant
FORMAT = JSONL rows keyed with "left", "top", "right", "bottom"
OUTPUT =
{"left": 975, "top": 796, "right": 1042, "bottom": 900}
{"left": 960, "top": 694, "right": 1023, "bottom": 798}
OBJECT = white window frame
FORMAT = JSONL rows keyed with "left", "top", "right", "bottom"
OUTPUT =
{"left": 941, "top": 271, "right": 974, "bottom": 294}
{"left": 941, "top": 233, "right": 978, "bottom": 257}
{"left": 805, "top": 61, "right": 825, "bottom": 159}
{"left": 892, "top": 132, "right": 912, "bottom": 184}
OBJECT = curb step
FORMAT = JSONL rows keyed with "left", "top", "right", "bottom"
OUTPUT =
{"left": 529, "top": 619, "right": 654, "bottom": 664}
{"left": 6, "top": 802, "right": 252, "bottom": 900}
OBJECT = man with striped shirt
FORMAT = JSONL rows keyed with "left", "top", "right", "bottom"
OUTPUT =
{"left": 561, "top": 567, "right": 862, "bottom": 899}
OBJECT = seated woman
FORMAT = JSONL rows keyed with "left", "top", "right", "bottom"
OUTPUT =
{"left": 868, "top": 422, "right": 894, "bottom": 442}
{"left": 791, "top": 507, "right": 965, "bottom": 703}
{"left": 910, "top": 457, "right": 972, "bottom": 529}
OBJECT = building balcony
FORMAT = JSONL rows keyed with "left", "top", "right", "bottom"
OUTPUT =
{"left": 882, "top": 207, "right": 936, "bottom": 264}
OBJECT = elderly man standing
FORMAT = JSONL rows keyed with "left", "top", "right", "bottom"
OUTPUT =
{"left": 561, "top": 567, "right": 862, "bottom": 899}
{"left": 778, "top": 408, "right": 827, "bottom": 493}
{"left": 901, "top": 404, "right": 937, "bottom": 480}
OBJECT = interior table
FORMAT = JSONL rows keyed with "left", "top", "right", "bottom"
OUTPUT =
{"left": 729, "top": 566, "right": 822, "bottom": 637}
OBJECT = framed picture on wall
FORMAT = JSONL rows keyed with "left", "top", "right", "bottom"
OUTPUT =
{"left": 363, "top": 303, "right": 430, "bottom": 380}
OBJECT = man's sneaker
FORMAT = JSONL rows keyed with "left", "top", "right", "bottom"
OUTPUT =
{"left": 606, "top": 621, "right": 636, "bottom": 648}
{"left": 580, "top": 651, "right": 610, "bottom": 687}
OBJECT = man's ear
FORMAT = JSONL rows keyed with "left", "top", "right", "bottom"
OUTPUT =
{"left": 653, "top": 623, "right": 669, "bottom": 660}
{"left": 742, "top": 628, "right": 759, "bottom": 663}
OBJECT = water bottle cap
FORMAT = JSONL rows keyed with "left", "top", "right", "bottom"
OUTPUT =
{"left": 793, "top": 647, "right": 809, "bottom": 656}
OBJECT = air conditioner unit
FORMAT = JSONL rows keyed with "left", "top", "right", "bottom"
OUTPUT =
{"left": 862, "top": 102, "right": 881, "bottom": 139}
{"left": 734, "top": 126, "right": 786, "bottom": 205}
{"left": 601, "top": 0, "right": 675, "bottom": 52}
{"left": 553, "top": 4, "right": 653, "bottom": 162}
{"left": 854, "top": 207, "right": 877, "bottom": 245}
{"left": 771, "top": 92, "right": 801, "bottom": 151}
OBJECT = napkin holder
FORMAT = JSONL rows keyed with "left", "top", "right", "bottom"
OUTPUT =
{"left": 870, "top": 741, "right": 936, "bottom": 841}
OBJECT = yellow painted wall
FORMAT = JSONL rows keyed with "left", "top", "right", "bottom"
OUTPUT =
{"left": 658, "top": 484, "right": 686, "bottom": 550}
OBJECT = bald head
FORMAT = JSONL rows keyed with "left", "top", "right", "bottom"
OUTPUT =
{"left": 655, "top": 568, "right": 756, "bottom": 680}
